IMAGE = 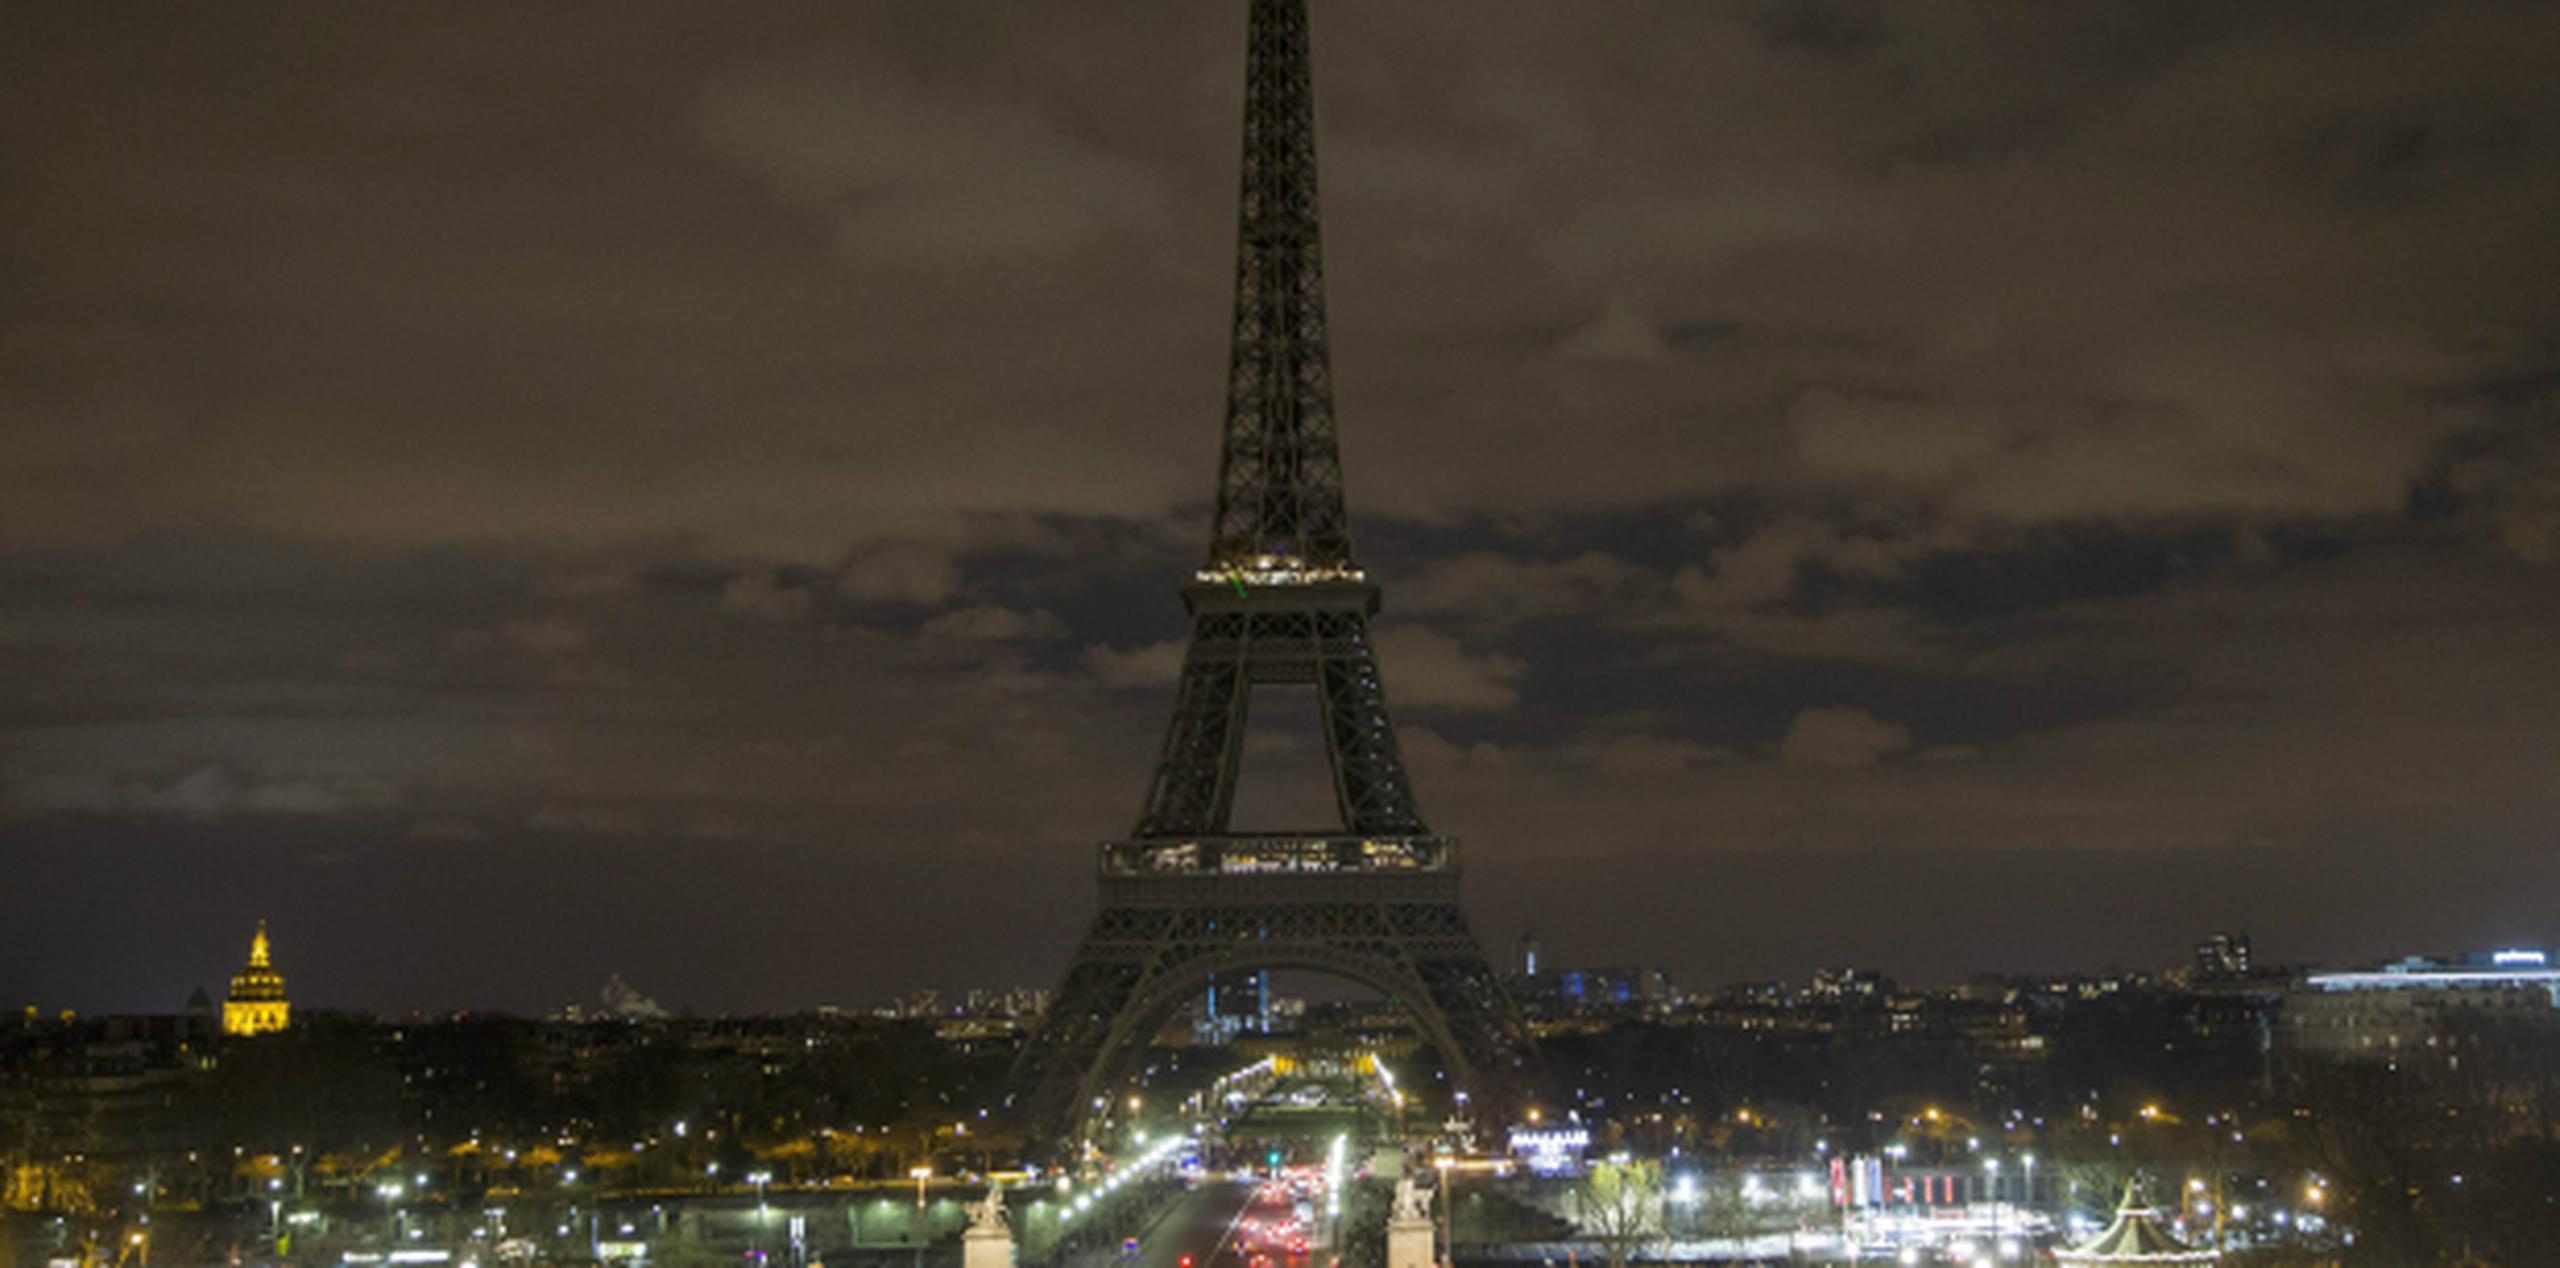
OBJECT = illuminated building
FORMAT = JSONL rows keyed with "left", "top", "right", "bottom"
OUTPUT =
{"left": 1199, "top": 969, "right": 1271, "bottom": 1044}
{"left": 2054, "top": 1181, "right": 2217, "bottom": 1264}
{"left": 2283, "top": 947, "right": 2560, "bottom": 1068}
{"left": 1555, "top": 965, "right": 1671, "bottom": 1012}
{"left": 2303, "top": 947, "right": 2560, "bottom": 1000}
{"left": 222, "top": 920, "right": 291, "bottom": 1036}
{"left": 2192, "top": 931, "right": 2252, "bottom": 981}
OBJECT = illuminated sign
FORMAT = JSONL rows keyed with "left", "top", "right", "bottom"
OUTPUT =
{"left": 1507, "top": 1128, "right": 1590, "bottom": 1176}
{"left": 2493, "top": 949, "right": 2548, "bottom": 966}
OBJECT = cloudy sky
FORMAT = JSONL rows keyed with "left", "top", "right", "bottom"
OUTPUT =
{"left": 5, "top": 1, "right": 2559, "bottom": 1016}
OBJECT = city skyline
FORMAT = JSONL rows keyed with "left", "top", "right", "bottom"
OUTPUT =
{"left": 8, "top": 1, "right": 2560, "bottom": 1015}
{"left": 87, "top": 911, "right": 2560, "bottom": 1030}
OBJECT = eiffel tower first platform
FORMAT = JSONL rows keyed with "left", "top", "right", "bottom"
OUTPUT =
{"left": 1011, "top": 0, "right": 1538, "bottom": 1146}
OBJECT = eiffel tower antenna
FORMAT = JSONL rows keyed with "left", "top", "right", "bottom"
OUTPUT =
{"left": 1013, "top": 0, "right": 1536, "bottom": 1146}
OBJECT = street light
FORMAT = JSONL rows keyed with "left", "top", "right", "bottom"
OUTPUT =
{"left": 1983, "top": 1159, "right": 2002, "bottom": 1250}
{"left": 746, "top": 1170, "right": 774, "bottom": 1258}
{"left": 1434, "top": 1156, "right": 1456, "bottom": 1268}
{"left": 911, "top": 1167, "right": 933, "bottom": 1268}
{"left": 377, "top": 1182, "right": 406, "bottom": 1246}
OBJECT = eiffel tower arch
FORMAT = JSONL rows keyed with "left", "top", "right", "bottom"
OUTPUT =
{"left": 1012, "top": 0, "right": 1537, "bottom": 1146}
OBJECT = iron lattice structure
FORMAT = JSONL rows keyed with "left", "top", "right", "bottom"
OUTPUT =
{"left": 1014, "top": 0, "right": 1537, "bottom": 1146}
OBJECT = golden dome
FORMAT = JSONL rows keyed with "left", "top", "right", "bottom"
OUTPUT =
{"left": 223, "top": 920, "right": 290, "bottom": 1036}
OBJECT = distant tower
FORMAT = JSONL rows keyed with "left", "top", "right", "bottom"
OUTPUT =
{"left": 1201, "top": 968, "right": 1272, "bottom": 1043}
{"left": 2193, "top": 931, "right": 2252, "bottom": 981}
{"left": 223, "top": 920, "right": 291, "bottom": 1036}
{"left": 1517, "top": 933, "right": 1539, "bottom": 979}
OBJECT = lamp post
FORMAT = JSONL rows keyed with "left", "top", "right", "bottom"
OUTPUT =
{"left": 376, "top": 1182, "right": 406, "bottom": 1247}
{"left": 1983, "top": 1159, "right": 2001, "bottom": 1252}
{"left": 1434, "top": 1157, "right": 1455, "bottom": 1268}
{"left": 749, "top": 1171, "right": 773, "bottom": 1258}
{"left": 911, "top": 1166, "right": 933, "bottom": 1268}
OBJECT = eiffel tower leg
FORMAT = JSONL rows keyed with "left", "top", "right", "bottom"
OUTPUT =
{"left": 1011, "top": 903, "right": 1164, "bottom": 1144}
{"left": 1412, "top": 945, "right": 1545, "bottom": 1119}
{"left": 1134, "top": 614, "right": 1252, "bottom": 839}
{"left": 1315, "top": 610, "right": 1425, "bottom": 835}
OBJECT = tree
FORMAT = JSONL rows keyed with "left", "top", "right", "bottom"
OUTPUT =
{"left": 1573, "top": 1160, "right": 1663, "bottom": 1268}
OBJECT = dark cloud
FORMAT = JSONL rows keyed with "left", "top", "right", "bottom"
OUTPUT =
{"left": 4, "top": 1, "right": 2559, "bottom": 1011}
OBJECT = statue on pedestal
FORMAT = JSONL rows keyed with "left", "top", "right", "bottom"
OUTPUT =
{"left": 970, "top": 1188, "right": 1009, "bottom": 1235}
{"left": 1392, "top": 1176, "right": 1431, "bottom": 1224}
{"left": 1386, "top": 1175, "right": 1437, "bottom": 1268}
{"left": 963, "top": 1185, "right": 1015, "bottom": 1268}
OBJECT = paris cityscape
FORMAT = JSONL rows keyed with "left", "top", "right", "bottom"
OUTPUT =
{"left": 6, "top": 2, "right": 2559, "bottom": 1267}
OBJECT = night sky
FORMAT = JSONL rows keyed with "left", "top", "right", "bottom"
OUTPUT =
{"left": 6, "top": 2, "right": 2559, "bottom": 1017}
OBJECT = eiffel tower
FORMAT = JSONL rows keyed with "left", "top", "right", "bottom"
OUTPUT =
{"left": 1013, "top": 0, "right": 1537, "bottom": 1145}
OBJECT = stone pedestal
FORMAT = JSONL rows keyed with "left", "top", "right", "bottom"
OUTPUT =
{"left": 1386, "top": 1214, "right": 1435, "bottom": 1268}
{"left": 964, "top": 1224, "right": 1013, "bottom": 1268}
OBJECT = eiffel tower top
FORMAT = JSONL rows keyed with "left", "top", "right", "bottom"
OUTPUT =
{"left": 1202, "top": 0, "right": 1362, "bottom": 587}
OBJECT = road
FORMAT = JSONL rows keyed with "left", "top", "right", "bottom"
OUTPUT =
{"left": 1115, "top": 1180, "right": 1260, "bottom": 1268}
